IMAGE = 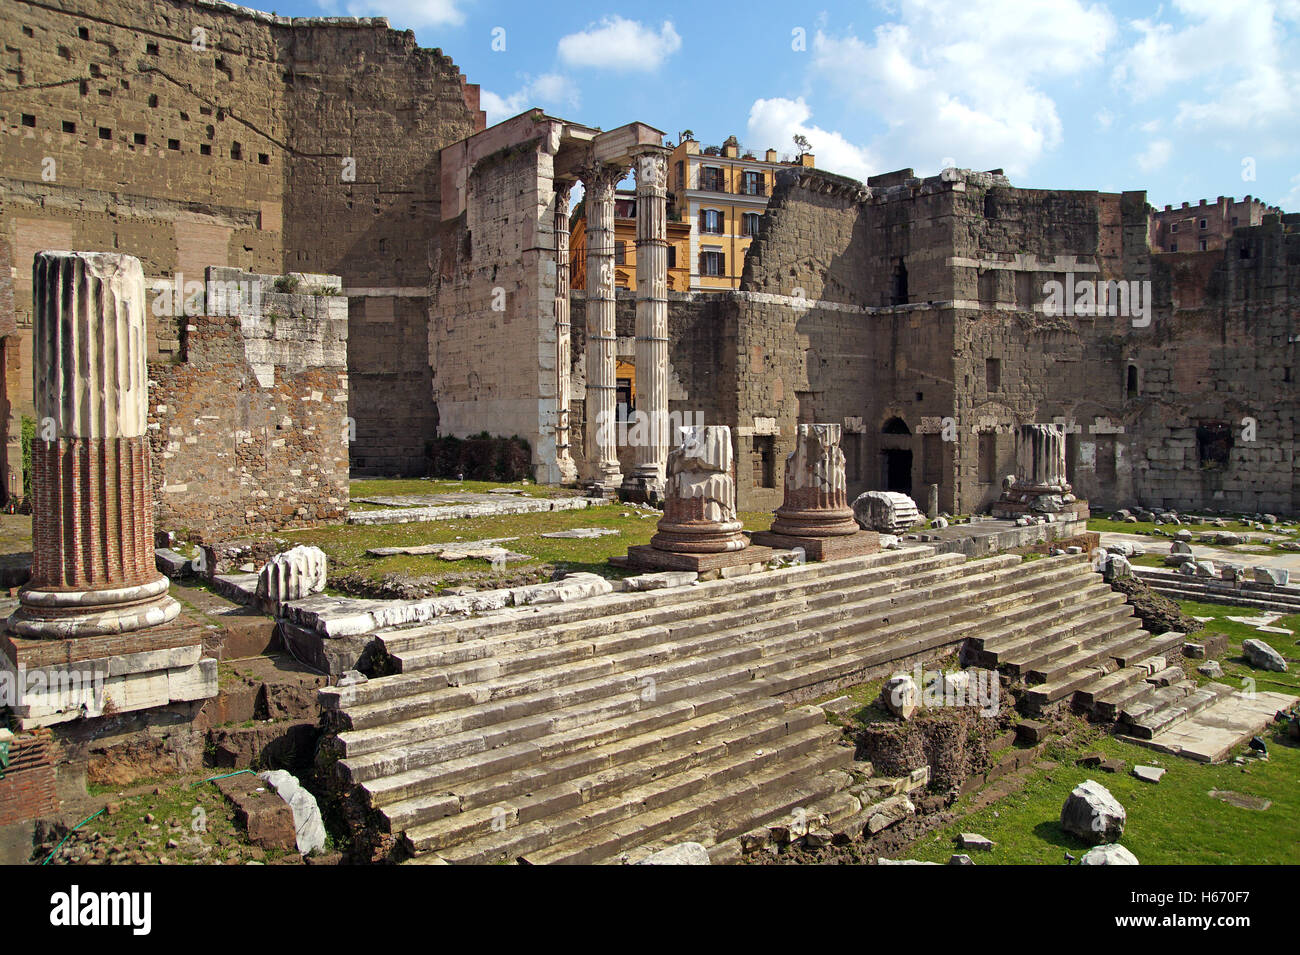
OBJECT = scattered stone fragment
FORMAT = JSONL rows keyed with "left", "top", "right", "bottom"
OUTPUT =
{"left": 634, "top": 842, "right": 710, "bottom": 865}
{"left": 258, "top": 770, "right": 326, "bottom": 856}
{"left": 947, "top": 854, "right": 974, "bottom": 865}
{"left": 1131, "top": 765, "right": 1165, "bottom": 784}
{"left": 877, "top": 858, "right": 939, "bottom": 865}
{"left": 1208, "top": 790, "right": 1271, "bottom": 811}
{"left": 1060, "top": 779, "right": 1126, "bottom": 844}
{"left": 1079, "top": 844, "right": 1139, "bottom": 865}
{"left": 880, "top": 675, "right": 919, "bottom": 720}
{"left": 540, "top": 527, "right": 621, "bottom": 539}
{"left": 1242, "top": 638, "right": 1288, "bottom": 672}
{"left": 1252, "top": 566, "right": 1289, "bottom": 586}
{"left": 957, "top": 832, "right": 995, "bottom": 851}
{"left": 1197, "top": 661, "right": 1223, "bottom": 678}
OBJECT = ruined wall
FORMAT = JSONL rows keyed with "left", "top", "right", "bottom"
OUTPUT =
{"left": 432, "top": 129, "right": 559, "bottom": 480}
{"left": 148, "top": 269, "right": 349, "bottom": 540}
{"left": 1, "top": 0, "right": 484, "bottom": 496}
{"left": 1125, "top": 220, "right": 1299, "bottom": 513}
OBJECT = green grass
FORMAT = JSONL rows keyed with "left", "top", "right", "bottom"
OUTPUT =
{"left": 349, "top": 477, "right": 580, "bottom": 500}
{"left": 1176, "top": 601, "right": 1299, "bottom": 696}
{"left": 904, "top": 724, "right": 1300, "bottom": 864}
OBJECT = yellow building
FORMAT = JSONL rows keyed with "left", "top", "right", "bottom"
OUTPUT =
{"left": 668, "top": 135, "right": 815, "bottom": 290}
{"left": 570, "top": 191, "right": 693, "bottom": 293}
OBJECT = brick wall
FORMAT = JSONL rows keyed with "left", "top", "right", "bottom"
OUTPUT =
{"left": 147, "top": 270, "right": 349, "bottom": 540}
{"left": 0, "top": 731, "right": 58, "bottom": 827}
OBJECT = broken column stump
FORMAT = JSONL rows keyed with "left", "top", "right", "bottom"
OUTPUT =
{"left": 754, "top": 423, "right": 880, "bottom": 560}
{"left": 624, "top": 425, "right": 773, "bottom": 572}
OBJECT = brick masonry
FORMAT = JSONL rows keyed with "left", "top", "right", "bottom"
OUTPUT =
{"left": 0, "top": 730, "right": 58, "bottom": 827}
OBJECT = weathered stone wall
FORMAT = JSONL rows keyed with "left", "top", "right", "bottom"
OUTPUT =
{"left": 1, "top": 0, "right": 484, "bottom": 499}
{"left": 727, "top": 165, "right": 1299, "bottom": 516}
{"left": 148, "top": 269, "right": 349, "bottom": 540}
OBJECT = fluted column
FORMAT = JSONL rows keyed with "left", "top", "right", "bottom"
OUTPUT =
{"left": 553, "top": 179, "right": 578, "bottom": 484}
{"left": 1013, "top": 423, "right": 1069, "bottom": 492}
{"left": 582, "top": 163, "right": 624, "bottom": 492}
{"left": 9, "top": 251, "right": 180, "bottom": 638}
{"left": 770, "top": 424, "right": 859, "bottom": 537}
{"left": 625, "top": 147, "right": 671, "bottom": 501}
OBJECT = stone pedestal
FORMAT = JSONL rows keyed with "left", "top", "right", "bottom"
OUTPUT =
{"left": 754, "top": 424, "right": 879, "bottom": 560}
{"left": 991, "top": 423, "right": 1089, "bottom": 520}
{"left": 626, "top": 426, "right": 769, "bottom": 571}
{"left": 9, "top": 252, "right": 179, "bottom": 639}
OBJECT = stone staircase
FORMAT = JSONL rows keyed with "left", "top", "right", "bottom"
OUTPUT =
{"left": 1133, "top": 566, "right": 1300, "bottom": 614}
{"left": 317, "top": 546, "right": 1170, "bottom": 864}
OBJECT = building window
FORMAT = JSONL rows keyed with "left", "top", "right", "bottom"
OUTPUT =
{"left": 1170, "top": 243, "right": 1178, "bottom": 252}
{"left": 1198, "top": 239, "right": 1207, "bottom": 251}
{"left": 1126, "top": 363, "right": 1139, "bottom": 396}
{"left": 741, "top": 212, "right": 761, "bottom": 236}
{"left": 741, "top": 171, "right": 764, "bottom": 196}
{"left": 675, "top": 160, "right": 684, "bottom": 192}
{"left": 700, "top": 209, "right": 723, "bottom": 234}
{"left": 1096, "top": 436, "right": 1117, "bottom": 483}
{"left": 986, "top": 357, "right": 1001, "bottom": 392}
{"left": 615, "top": 241, "right": 627, "bottom": 265}
{"left": 1196, "top": 423, "right": 1232, "bottom": 469}
{"left": 667, "top": 246, "right": 677, "bottom": 269}
{"left": 1231, "top": 216, "right": 1239, "bottom": 226}
{"left": 700, "top": 166, "right": 725, "bottom": 192}
{"left": 700, "top": 250, "right": 725, "bottom": 277}
{"left": 230, "top": 141, "right": 242, "bottom": 160}
{"left": 1170, "top": 223, "right": 1178, "bottom": 233}
{"left": 754, "top": 436, "right": 776, "bottom": 488}
{"left": 1199, "top": 218, "right": 1207, "bottom": 229}
{"left": 78, "top": 26, "right": 89, "bottom": 39}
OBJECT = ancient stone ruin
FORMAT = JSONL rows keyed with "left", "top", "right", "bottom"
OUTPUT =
{"left": 992, "top": 423, "right": 1089, "bottom": 521}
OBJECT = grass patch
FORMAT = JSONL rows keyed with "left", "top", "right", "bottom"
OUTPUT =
{"left": 1176, "top": 600, "right": 1299, "bottom": 696}
{"left": 904, "top": 723, "right": 1300, "bottom": 864}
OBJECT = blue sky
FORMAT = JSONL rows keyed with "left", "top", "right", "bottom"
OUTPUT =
{"left": 293, "top": 0, "right": 1300, "bottom": 210}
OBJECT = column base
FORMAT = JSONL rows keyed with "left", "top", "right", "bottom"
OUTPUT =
{"left": 622, "top": 543, "right": 775, "bottom": 573}
{"left": 7, "top": 575, "right": 182, "bottom": 639}
{"left": 620, "top": 472, "right": 665, "bottom": 505}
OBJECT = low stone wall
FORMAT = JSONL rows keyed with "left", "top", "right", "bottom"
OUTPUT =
{"left": 148, "top": 269, "right": 349, "bottom": 540}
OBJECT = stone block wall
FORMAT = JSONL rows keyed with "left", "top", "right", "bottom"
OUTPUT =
{"left": 1, "top": 0, "right": 484, "bottom": 499}
{"left": 147, "top": 268, "right": 349, "bottom": 540}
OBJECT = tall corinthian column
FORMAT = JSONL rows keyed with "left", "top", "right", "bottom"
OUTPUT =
{"left": 582, "top": 163, "right": 624, "bottom": 492}
{"left": 624, "top": 147, "right": 671, "bottom": 502}
{"left": 553, "top": 179, "right": 578, "bottom": 484}
{"left": 9, "top": 251, "right": 180, "bottom": 638}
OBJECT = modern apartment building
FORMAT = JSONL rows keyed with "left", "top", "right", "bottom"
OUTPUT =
{"left": 668, "top": 135, "right": 815, "bottom": 289}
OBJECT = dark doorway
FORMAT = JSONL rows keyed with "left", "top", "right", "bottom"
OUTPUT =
{"left": 883, "top": 449, "right": 913, "bottom": 496}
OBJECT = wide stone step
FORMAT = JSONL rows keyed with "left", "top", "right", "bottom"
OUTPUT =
{"left": 1025, "top": 625, "right": 1152, "bottom": 685}
{"left": 390, "top": 702, "right": 830, "bottom": 843}
{"left": 379, "top": 546, "right": 948, "bottom": 656}
{"left": 333, "top": 554, "right": 1081, "bottom": 736}
{"left": 416, "top": 723, "right": 852, "bottom": 862}
{"left": 1113, "top": 630, "right": 1186, "bottom": 669}
{"left": 325, "top": 551, "right": 985, "bottom": 711}
{"left": 526, "top": 765, "right": 856, "bottom": 866}
{"left": 1020, "top": 623, "right": 1150, "bottom": 707}
{"left": 1120, "top": 681, "right": 1235, "bottom": 739}
{"left": 391, "top": 551, "right": 981, "bottom": 674}
{"left": 1072, "top": 664, "right": 1151, "bottom": 711}
{"left": 966, "top": 593, "right": 1131, "bottom": 668}
{"left": 379, "top": 697, "right": 803, "bottom": 829}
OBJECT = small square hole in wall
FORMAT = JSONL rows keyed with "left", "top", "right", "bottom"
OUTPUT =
{"left": 22, "top": 26, "right": 33, "bottom": 37}
{"left": 146, "top": 41, "right": 159, "bottom": 55}
{"left": 133, "top": 132, "right": 146, "bottom": 145}
{"left": 78, "top": 27, "right": 89, "bottom": 40}
{"left": 167, "top": 138, "right": 179, "bottom": 150}
{"left": 21, "top": 114, "right": 35, "bottom": 127}
{"left": 230, "top": 142, "right": 242, "bottom": 160}
{"left": 98, "top": 126, "right": 111, "bottom": 140}
{"left": 915, "top": 391, "right": 923, "bottom": 402}
{"left": 57, "top": 45, "right": 71, "bottom": 59}
{"left": 258, "top": 153, "right": 269, "bottom": 165}
{"left": 62, "top": 120, "right": 76, "bottom": 133}
{"left": 200, "top": 143, "right": 211, "bottom": 155}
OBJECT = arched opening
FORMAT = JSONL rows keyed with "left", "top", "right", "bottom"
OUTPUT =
{"left": 882, "top": 416, "right": 911, "bottom": 435}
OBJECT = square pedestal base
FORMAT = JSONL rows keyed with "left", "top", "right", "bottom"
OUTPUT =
{"left": 751, "top": 530, "right": 880, "bottom": 561}
{"left": 619, "top": 544, "right": 777, "bottom": 573}
{"left": 990, "top": 501, "right": 1090, "bottom": 521}
{"left": 1, "top": 617, "right": 217, "bottom": 729}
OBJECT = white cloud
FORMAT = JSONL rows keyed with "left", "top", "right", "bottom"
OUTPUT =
{"left": 746, "top": 97, "right": 878, "bottom": 182}
{"left": 557, "top": 17, "right": 681, "bottom": 71}
{"left": 1282, "top": 172, "right": 1300, "bottom": 211}
{"left": 322, "top": 0, "right": 467, "bottom": 28}
{"left": 1095, "top": 109, "right": 1115, "bottom": 130}
{"left": 1136, "top": 138, "right": 1173, "bottom": 172}
{"left": 807, "top": 0, "right": 1118, "bottom": 178}
{"left": 481, "top": 73, "right": 580, "bottom": 126}
{"left": 1116, "top": 1, "right": 1299, "bottom": 142}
